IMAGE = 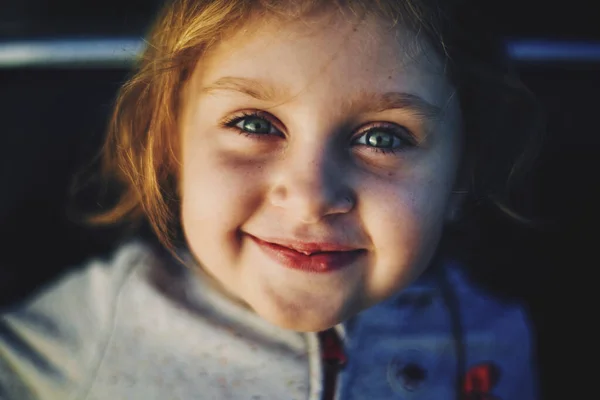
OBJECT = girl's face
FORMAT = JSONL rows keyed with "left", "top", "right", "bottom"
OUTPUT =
{"left": 180, "top": 11, "right": 463, "bottom": 332}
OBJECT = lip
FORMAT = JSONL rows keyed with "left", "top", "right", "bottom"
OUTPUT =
{"left": 248, "top": 234, "right": 365, "bottom": 273}
{"left": 255, "top": 237, "right": 360, "bottom": 254}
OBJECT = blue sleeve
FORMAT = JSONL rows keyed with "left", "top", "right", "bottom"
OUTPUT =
{"left": 498, "top": 307, "right": 539, "bottom": 400}
{"left": 461, "top": 303, "right": 539, "bottom": 400}
{"left": 442, "top": 264, "right": 540, "bottom": 400}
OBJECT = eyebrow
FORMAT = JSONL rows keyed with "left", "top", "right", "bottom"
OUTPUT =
{"left": 200, "top": 76, "right": 442, "bottom": 120}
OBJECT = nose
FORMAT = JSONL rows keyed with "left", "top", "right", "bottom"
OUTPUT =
{"left": 268, "top": 145, "right": 354, "bottom": 223}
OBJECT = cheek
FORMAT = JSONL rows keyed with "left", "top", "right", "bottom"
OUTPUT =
{"left": 364, "top": 181, "right": 434, "bottom": 257}
{"left": 180, "top": 140, "right": 268, "bottom": 247}
{"left": 360, "top": 175, "right": 449, "bottom": 294}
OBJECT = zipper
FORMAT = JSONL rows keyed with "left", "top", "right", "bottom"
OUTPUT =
{"left": 318, "top": 328, "right": 347, "bottom": 400}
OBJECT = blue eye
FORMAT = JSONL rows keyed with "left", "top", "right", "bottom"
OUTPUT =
{"left": 352, "top": 127, "right": 414, "bottom": 154}
{"left": 238, "top": 116, "right": 272, "bottom": 133}
{"left": 223, "top": 111, "right": 282, "bottom": 137}
{"left": 222, "top": 111, "right": 415, "bottom": 154}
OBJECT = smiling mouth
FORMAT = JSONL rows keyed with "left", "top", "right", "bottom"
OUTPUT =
{"left": 247, "top": 234, "right": 365, "bottom": 273}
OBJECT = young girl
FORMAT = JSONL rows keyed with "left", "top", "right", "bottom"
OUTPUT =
{"left": 1, "top": 0, "right": 540, "bottom": 399}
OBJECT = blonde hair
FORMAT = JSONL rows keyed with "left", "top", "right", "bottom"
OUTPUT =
{"left": 80, "top": 0, "right": 542, "bottom": 252}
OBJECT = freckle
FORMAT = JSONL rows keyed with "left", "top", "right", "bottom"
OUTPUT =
{"left": 388, "top": 75, "right": 392, "bottom": 79}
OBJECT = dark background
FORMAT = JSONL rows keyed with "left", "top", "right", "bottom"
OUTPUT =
{"left": 1, "top": 1, "right": 599, "bottom": 399}
{"left": 1, "top": 0, "right": 599, "bottom": 39}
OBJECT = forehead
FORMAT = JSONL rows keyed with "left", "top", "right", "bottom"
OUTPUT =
{"left": 191, "top": 11, "right": 453, "bottom": 111}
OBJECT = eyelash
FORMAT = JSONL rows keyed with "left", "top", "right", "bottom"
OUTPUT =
{"left": 221, "top": 110, "right": 417, "bottom": 155}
